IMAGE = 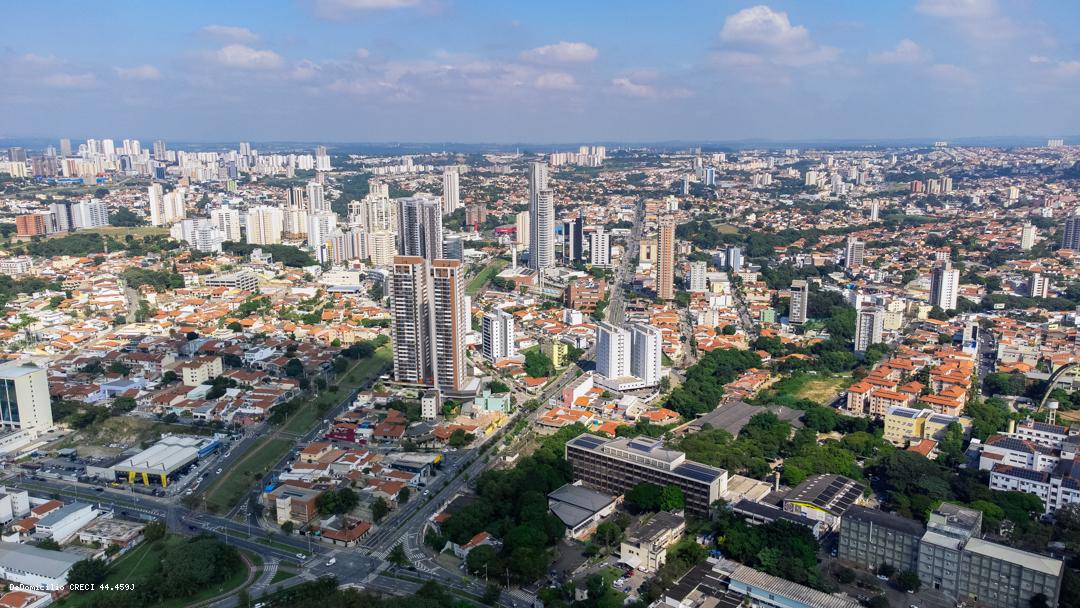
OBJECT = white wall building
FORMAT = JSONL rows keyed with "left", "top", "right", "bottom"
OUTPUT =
{"left": 0, "top": 362, "right": 53, "bottom": 437}
{"left": 481, "top": 309, "right": 515, "bottom": 363}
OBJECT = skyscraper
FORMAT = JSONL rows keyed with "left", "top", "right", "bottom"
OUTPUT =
{"left": 528, "top": 161, "right": 554, "bottom": 271}
{"left": 1061, "top": 215, "right": 1080, "bottom": 251}
{"left": 596, "top": 321, "right": 631, "bottom": 380}
{"left": 629, "top": 323, "right": 662, "bottom": 388}
{"left": 789, "top": 280, "right": 809, "bottom": 324}
{"left": 430, "top": 259, "right": 467, "bottom": 392}
{"left": 688, "top": 261, "right": 707, "bottom": 292}
{"left": 152, "top": 140, "right": 166, "bottom": 160}
{"left": 306, "top": 182, "right": 328, "bottom": 213}
{"left": 1029, "top": 273, "right": 1050, "bottom": 299}
{"left": 869, "top": 200, "right": 880, "bottom": 222}
{"left": 391, "top": 256, "right": 433, "bottom": 386}
{"left": 516, "top": 211, "right": 531, "bottom": 248}
{"left": 245, "top": 206, "right": 284, "bottom": 245}
{"left": 0, "top": 362, "right": 54, "bottom": 436}
{"left": 482, "top": 309, "right": 516, "bottom": 363}
{"left": 211, "top": 206, "right": 242, "bottom": 242}
{"left": 656, "top": 213, "right": 676, "bottom": 300}
{"left": 844, "top": 236, "right": 865, "bottom": 270}
{"left": 589, "top": 228, "right": 611, "bottom": 267}
{"left": 442, "top": 168, "right": 461, "bottom": 213}
{"left": 725, "top": 245, "right": 743, "bottom": 272}
{"left": 307, "top": 211, "right": 338, "bottom": 262}
{"left": 397, "top": 195, "right": 444, "bottom": 261}
{"left": 148, "top": 183, "right": 165, "bottom": 226}
{"left": 854, "top": 307, "right": 884, "bottom": 355}
{"left": 1020, "top": 223, "right": 1037, "bottom": 251}
{"left": 930, "top": 261, "right": 959, "bottom": 311}
{"left": 71, "top": 200, "right": 109, "bottom": 229}
{"left": 59, "top": 138, "right": 72, "bottom": 158}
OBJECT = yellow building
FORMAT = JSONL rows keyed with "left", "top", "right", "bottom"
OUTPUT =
{"left": 884, "top": 406, "right": 972, "bottom": 447}
{"left": 639, "top": 238, "right": 658, "bottom": 264}
{"left": 543, "top": 340, "right": 569, "bottom": 369}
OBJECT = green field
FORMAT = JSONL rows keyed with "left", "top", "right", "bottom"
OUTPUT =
{"left": 82, "top": 226, "right": 170, "bottom": 237}
{"left": 466, "top": 258, "right": 509, "bottom": 295}
{"left": 282, "top": 344, "right": 392, "bottom": 435}
{"left": 204, "top": 437, "right": 293, "bottom": 512}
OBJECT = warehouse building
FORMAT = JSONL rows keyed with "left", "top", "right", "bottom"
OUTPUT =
{"left": 0, "top": 542, "right": 82, "bottom": 589}
{"left": 110, "top": 435, "right": 212, "bottom": 486}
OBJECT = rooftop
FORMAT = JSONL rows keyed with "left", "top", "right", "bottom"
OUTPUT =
{"left": 963, "top": 538, "right": 1063, "bottom": 577}
{"left": 0, "top": 542, "right": 82, "bottom": 579}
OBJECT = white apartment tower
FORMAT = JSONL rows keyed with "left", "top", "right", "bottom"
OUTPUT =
{"left": 688, "top": 261, "right": 707, "bottom": 292}
{"left": 211, "top": 206, "right": 242, "bottom": 242}
{"left": 589, "top": 228, "right": 611, "bottom": 267}
{"left": 442, "top": 168, "right": 461, "bottom": 214}
{"left": 245, "top": 206, "right": 284, "bottom": 245}
{"left": 789, "top": 280, "right": 809, "bottom": 324}
{"left": 1030, "top": 273, "right": 1051, "bottom": 299}
{"left": 930, "top": 261, "right": 960, "bottom": 311}
{"left": 306, "top": 181, "right": 328, "bottom": 213}
{"left": 515, "top": 211, "right": 531, "bottom": 248}
{"left": 71, "top": 200, "right": 109, "bottom": 229}
{"left": 148, "top": 183, "right": 165, "bottom": 226}
{"left": 0, "top": 362, "right": 53, "bottom": 436}
{"left": 629, "top": 323, "right": 663, "bottom": 388}
{"left": 429, "top": 259, "right": 467, "bottom": 392}
{"left": 844, "top": 236, "right": 865, "bottom": 270}
{"left": 528, "top": 161, "right": 555, "bottom": 271}
{"left": 854, "top": 307, "right": 884, "bottom": 355}
{"left": 1020, "top": 224, "right": 1037, "bottom": 251}
{"left": 391, "top": 256, "right": 434, "bottom": 386}
{"left": 481, "top": 309, "right": 516, "bottom": 363}
{"left": 397, "top": 195, "right": 444, "bottom": 261}
{"left": 597, "top": 321, "right": 631, "bottom": 380}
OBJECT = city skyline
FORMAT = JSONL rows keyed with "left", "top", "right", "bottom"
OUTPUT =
{"left": 4, "top": 1, "right": 1080, "bottom": 143}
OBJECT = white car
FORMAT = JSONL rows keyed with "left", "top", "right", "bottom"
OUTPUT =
{"left": 326, "top": 557, "right": 336, "bottom": 566}
{"left": 216, "top": 468, "right": 223, "bottom": 474}
{"left": 296, "top": 553, "right": 307, "bottom": 560}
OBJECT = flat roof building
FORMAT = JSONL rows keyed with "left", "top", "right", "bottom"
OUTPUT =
{"left": 0, "top": 362, "right": 53, "bottom": 437}
{"left": 111, "top": 435, "right": 208, "bottom": 486}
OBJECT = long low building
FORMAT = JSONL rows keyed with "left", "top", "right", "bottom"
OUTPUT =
{"left": 0, "top": 542, "right": 82, "bottom": 589}
{"left": 111, "top": 435, "right": 213, "bottom": 486}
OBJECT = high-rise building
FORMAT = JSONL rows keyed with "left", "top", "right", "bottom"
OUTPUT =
{"left": 307, "top": 211, "right": 338, "bottom": 261}
{"left": 725, "top": 245, "right": 743, "bottom": 272}
{"left": 844, "top": 236, "right": 865, "bottom": 270}
{"left": 163, "top": 190, "right": 186, "bottom": 224}
{"left": 306, "top": 182, "right": 328, "bottom": 213}
{"left": 0, "top": 362, "right": 54, "bottom": 436}
{"left": 7, "top": 148, "right": 26, "bottom": 163}
{"left": 1062, "top": 215, "right": 1080, "bottom": 251}
{"left": 589, "top": 228, "right": 611, "bottom": 267}
{"left": 656, "top": 214, "right": 676, "bottom": 300}
{"left": 148, "top": 183, "right": 165, "bottom": 226}
{"left": 596, "top": 321, "right": 631, "bottom": 380}
{"left": 1030, "top": 272, "right": 1050, "bottom": 299}
{"left": 789, "top": 280, "right": 809, "bottom": 324}
{"left": 629, "top": 323, "right": 662, "bottom": 388}
{"left": 152, "top": 140, "right": 166, "bottom": 160}
{"left": 397, "top": 195, "right": 444, "bottom": 261}
{"left": 368, "top": 231, "right": 397, "bottom": 266}
{"left": 211, "top": 207, "right": 242, "bottom": 242}
{"left": 245, "top": 206, "right": 284, "bottom": 245}
{"left": 930, "top": 261, "right": 959, "bottom": 311}
{"left": 442, "top": 168, "right": 460, "bottom": 213}
{"left": 854, "top": 307, "right": 884, "bottom": 355}
{"left": 481, "top": 309, "right": 515, "bottom": 363}
{"left": 391, "top": 256, "right": 434, "bottom": 386}
{"left": 528, "top": 161, "right": 555, "bottom": 271}
{"left": 442, "top": 235, "right": 464, "bottom": 260}
{"left": 48, "top": 201, "right": 73, "bottom": 233}
{"left": 59, "top": 139, "right": 72, "bottom": 157}
{"left": 688, "top": 261, "right": 707, "bottom": 292}
{"left": 429, "top": 259, "right": 467, "bottom": 392}
{"left": 71, "top": 200, "right": 109, "bottom": 229}
{"left": 515, "top": 211, "right": 530, "bottom": 248}
{"left": 869, "top": 199, "right": 880, "bottom": 222}
{"left": 1020, "top": 223, "right": 1037, "bottom": 251}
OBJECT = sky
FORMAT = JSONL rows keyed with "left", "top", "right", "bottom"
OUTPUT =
{"left": 2, "top": 0, "right": 1080, "bottom": 143}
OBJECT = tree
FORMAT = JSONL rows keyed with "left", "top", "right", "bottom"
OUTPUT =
{"left": 896, "top": 570, "right": 921, "bottom": 593}
{"left": 835, "top": 566, "right": 855, "bottom": 584}
{"left": 281, "top": 521, "right": 295, "bottom": 534}
{"left": 659, "top": 485, "right": 685, "bottom": 511}
{"left": 36, "top": 538, "right": 61, "bottom": 551}
{"left": 398, "top": 487, "right": 411, "bottom": 505}
{"left": 449, "top": 428, "right": 473, "bottom": 448}
{"left": 144, "top": 520, "right": 166, "bottom": 542}
{"left": 284, "top": 358, "right": 304, "bottom": 378}
{"left": 524, "top": 349, "right": 554, "bottom": 378}
{"left": 865, "top": 596, "right": 889, "bottom": 608}
{"left": 593, "top": 521, "right": 623, "bottom": 549}
{"left": 388, "top": 543, "right": 409, "bottom": 567}
{"left": 372, "top": 497, "right": 390, "bottom": 523}
{"left": 237, "top": 588, "right": 251, "bottom": 608}
{"left": 466, "top": 544, "right": 499, "bottom": 576}
{"left": 162, "top": 370, "right": 178, "bottom": 385}
{"left": 876, "top": 563, "right": 896, "bottom": 578}
{"left": 626, "top": 482, "right": 663, "bottom": 512}
{"left": 111, "top": 396, "right": 137, "bottom": 414}
{"left": 482, "top": 583, "right": 502, "bottom": 606}
{"left": 227, "top": 321, "right": 243, "bottom": 332}
{"left": 1030, "top": 593, "right": 1050, "bottom": 608}
{"left": 69, "top": 559, "right": 110, "bottom": 586}
{"left": 316, "top": 488, "right": 359, "bottom": 515}
{"left": 487, "top": 380, "right": 510, "bottom": 394}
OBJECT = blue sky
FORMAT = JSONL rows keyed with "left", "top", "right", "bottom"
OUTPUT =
{"left": 2, "top": 0, "right": 1079, "bottom": 143}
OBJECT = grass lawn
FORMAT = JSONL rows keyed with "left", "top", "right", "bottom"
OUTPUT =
{"left": 82, "top": 226, "right": 169, "bottom": 237}
{"left": 270, "top": 568, "right": 297, "bottom": 584}
{"left": 709, "top": 221, "right": 740, "bottom": 234}
{"left": 466, "top": 258, "right": 509, "bottom": 295}
{"left": 793, "top": 374, "right": 852, "bottom": 404}
{"left": 204, "top": 437, "right": 293, "bottom": 512}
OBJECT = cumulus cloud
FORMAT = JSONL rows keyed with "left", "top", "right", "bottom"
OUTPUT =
{"left": 870, "top": 39, "right": 930, "bottom": 64}
{"left": 916, "top": 0, "right": 1026, "bottom": 43}
{"left": 610, "top": 77, "right": 657, "bottom": 98}
{"left": 213, "top": 44, "right": 284, "bottom": 69}
{"left": 717, "top": 5, "right": 837, "bottom": 66}
{"left": 521, "top": 41, "right": 598, "bottom": 64}
{"left": 916, "top": 0, "right": 996, "bottom": 19}
{"left": 42, "top": 72, "right": 97, "bottom": 88}
{"left": 313, "top": 0, "right": 421, "bottom": 19}
{"left": 200, "top": 25, "right": 259, "bottom": 43}
{"left": 534, "top": 72, "right": 577, "bottom": 90}
{"left": 114, "top": 64, "right": 161, "bottom": 80}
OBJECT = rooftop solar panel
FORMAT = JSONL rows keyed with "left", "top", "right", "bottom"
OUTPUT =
{"left": 569, "top": 435, "right": 605, "bottom": 450}
{"left": 674, "top": 463, "right": 721, "bottom": 482}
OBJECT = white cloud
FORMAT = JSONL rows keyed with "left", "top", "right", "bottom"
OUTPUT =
{"left": 213, "top": 44, "right": 284, "bottom": 69}
{"left": 870, "top": 39, "right": 930, "bottom": 64}
{"left": 114, "top": 64, "right": 161, "bottom": 80}
{"left": 927, "top": 63, "right": 976, "bottom": 86}
{"left": 1029, "top": 55, "right": 1050, "bottom": 64}
{"left": 521, "top": 41, "right": 598, "bottom": 64}
{"left": 42, "top": 72, "right": 97, "bottom": 88}
{"left": 610, "top": 77, "right": 657, "bottom": 98}
{"left": 200, "top": 25, "right": 259, "bottom": 43}
{"left": 354, "top": 48, "right": 371, "bottom": 61}
{"left": 1050, "top": 60, "right": 1080, "bottom": 78}
{"left": 717, "top": 5, "right": 837, "bottom": 66}
{"left": 313, "top": 0, "right": 421, "bottom": 19}
{"left": 534, "top": 72, "right": 577, "bottom": 90}
{"left": 916, "top": 0, "right": 996, "bottom": 19}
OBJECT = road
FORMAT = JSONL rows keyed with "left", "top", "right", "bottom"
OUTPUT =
{"left": 608, "top": 197, "right": 644, "bottom": 325}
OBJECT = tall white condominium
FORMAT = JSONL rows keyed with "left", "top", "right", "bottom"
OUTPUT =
{"left": 306, "top": 182, "right": 328, "bottom": 213}
{"left": 789, "top": 279, "right": 809, "bottom": 324}
{"left": 307, "top": 211, "right": 338, "bottom": 262}
{"left": 246, "top": 206, "right": 284, "bottom": 245}
{"left": 854, "top": 307, "right": 884, "bottom": 355}
{"left": 869, "top": 200, "right": 880, "bottom": 222}
{"left": 688, "top": 261, "right": 707, "bottom": 292}
{"left": 284, "top": 186, "right": 307, "bottom": 235}
{"left": 429, "top": 259, "right": 467, "bottom": 392}
{"left": 528, "top": 161, "right": 555, "bottom": 271}
{"left": 516, "top": 211, "right": 530, "bottom": 247}
{"left": 930, "top": 261, "right": 959, "bottom": 311}
{"left": 211, "top": 206, "right": 242, "bottom": 242}
{"left": 71, "top": 200, "right": 109, "bottom": 229}
{"left": 162, "top": 189, "right": 186, "bottom": 224}
{"left": 442, "top": 168, "right": 461, "bottom": 214}
{"left": 589, "top": 228, "right": 611, "bottom": 267}
{"left": 190, "top": 219, "right": 224, "bottom": 253}
{"left": 397, "top": 195, "right": 444, "bottom": 261}
{"left": 315, "top": 146, "right": 331, "bottom": 171}
{"left": 725, "top": 245, "right": 743, "bottom": 272}
{"left": 391, "top": 256, "right": 433, "bottom": 386}
{"left": 482, "top": 309, "right": 516, "bottom": 362}
{"left": 368, "top": 231, "right": 397, "bottom": 266}
{"left": 844, "top": 236, "right": 865, "bottom": 270}
{"left": 1020, "top": 223, "right": 1037, "bottom": 251}
{"left": 148, "top": 183, "right": 166, "bottom": 226}
{"left": 596, "top": 321, "right": 631, "bottom": 380}
{"left": 1029, "top": 272, "right": 1051, "bottom": 299}
{"left": 0, "top": 361, "right": 54, "bottom": 436}
{"left": 629, "top": 323, "right": 663, "bottom": 387}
